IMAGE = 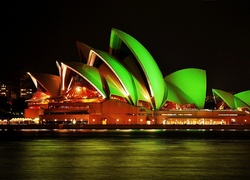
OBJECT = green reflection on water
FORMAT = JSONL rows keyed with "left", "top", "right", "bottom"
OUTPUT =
{"left": 0, "top": 137, "right": 250, "bottom": 179}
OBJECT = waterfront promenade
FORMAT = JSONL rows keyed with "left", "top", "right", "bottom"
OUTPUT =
{"left": 1, "top": 124, "right": 250, "bottom": 131}
{"left": 1, "top": 124, "right": 250, "bottom": 140}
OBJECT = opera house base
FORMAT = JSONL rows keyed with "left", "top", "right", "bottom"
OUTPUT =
{"left": 25, "top": 100, "right": 250, "bottom": 126}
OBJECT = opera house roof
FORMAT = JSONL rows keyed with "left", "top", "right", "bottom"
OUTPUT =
{"left": 212, "top": 89, "right": 250, "bottom": 110}
{"left": 29, "top": 28, "right": 250, "bottom": 111}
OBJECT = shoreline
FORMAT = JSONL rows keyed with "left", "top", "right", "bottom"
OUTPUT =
{"left": 1, "top": 124, "right": 250, "bottom": 140}
{"left": 1, "top": 124, "right": 250, "bottom": 131}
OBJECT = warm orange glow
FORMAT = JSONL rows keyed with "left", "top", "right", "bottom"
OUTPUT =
{"left": 65, "top": 86, "right": 101, "bottom": 100}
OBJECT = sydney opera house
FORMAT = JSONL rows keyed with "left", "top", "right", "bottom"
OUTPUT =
{"left": 24, "top": 28, "right": 250, "bottom": 125}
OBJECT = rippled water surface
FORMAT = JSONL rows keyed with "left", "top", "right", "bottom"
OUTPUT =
{"left": 0, "top": 130, "right": 250, "bottom": 179}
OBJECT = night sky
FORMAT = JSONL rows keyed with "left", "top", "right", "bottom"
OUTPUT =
{"left": 1, "top": 0, "right": 250, "bottom": 95}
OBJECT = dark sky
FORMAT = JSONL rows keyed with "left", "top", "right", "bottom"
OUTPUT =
{"left": 1, "top": 0, "right": 250, "bottom": 94}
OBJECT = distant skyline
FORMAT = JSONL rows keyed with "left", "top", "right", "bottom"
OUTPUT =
{"left": 1, "top": 0, "right": 250, "bottom": 94}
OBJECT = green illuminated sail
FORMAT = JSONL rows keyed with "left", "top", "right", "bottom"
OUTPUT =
{"left": 109, "top": 28, "right": 167, "bottom": 109}
{"left": 165, "top": 68, "right": 206, "bottom": 109}
{"left": 212, "top": 89, "right": 235, "bottom": 109}
{"left": 235, "top": 90, "right": 250, "bottom": 107}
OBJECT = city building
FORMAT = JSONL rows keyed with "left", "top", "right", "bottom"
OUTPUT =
{"left": 24, "top": 28, "right": 250, "bottom": 125}
{"left": 0, "top": 75, "right": 35, "bottom": 99}
{"left": 19, "top": 74, "right": 35, "bottom": 99}
{"left": 0, "top": 75, "right": 35, "bottom": 120}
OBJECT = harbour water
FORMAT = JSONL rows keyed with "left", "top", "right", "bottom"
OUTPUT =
{"left": 0, "top": 129, "right": 250, "bottom": 179}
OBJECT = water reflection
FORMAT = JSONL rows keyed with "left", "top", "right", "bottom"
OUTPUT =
{"left": 0, "top": 133, "right": 250, "bottom": 179}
